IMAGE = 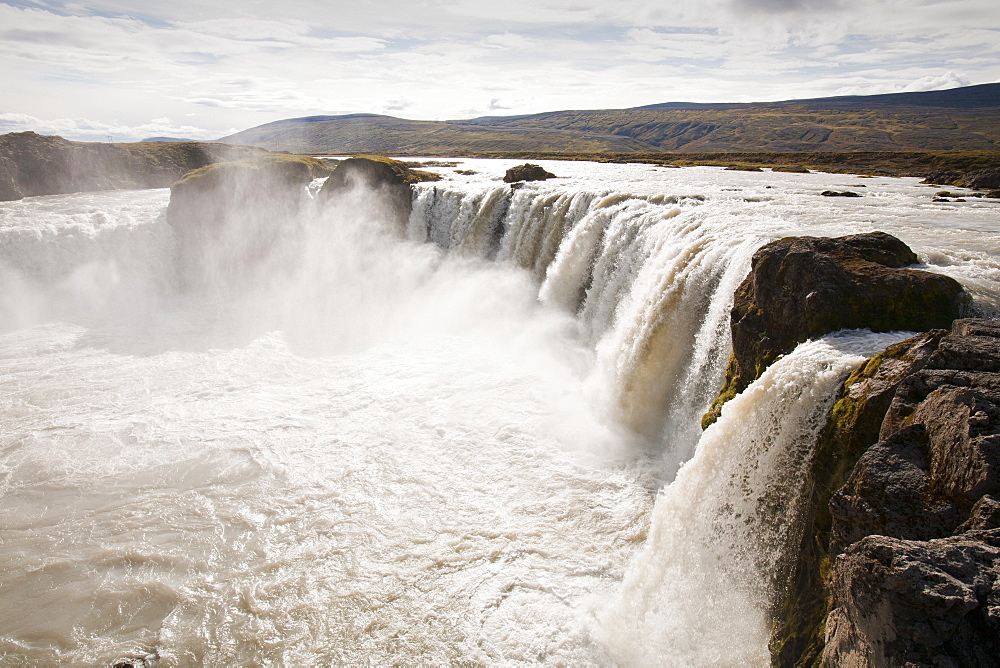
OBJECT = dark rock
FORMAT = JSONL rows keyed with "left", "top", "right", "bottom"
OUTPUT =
{"left": 725, "top": 164, "right": 763, "bottom": 171}
{"left": 318, "top": 155, "right": 440, "bottom": 233}
{"left": 776, "top": 319, "right": 1000, "bottom": 665}
{"left": 0, "top": 131, "right": 265, "bottom": 201}
{"left": 167, "top": 154, "right": 329, "bottom": 287}
{"left": 769, "top": 331, "right": 947, "bottom": 665}
{"left": 960, "top": 495, "right": 1000, "bottom": 532}
{"left": 829, "top": 424, "right": 965, "bottom": 551}
{"left": 923, "top": 167, "right": 1000, "bottom": 190}
{"left": 823, "top": 531, "right": 1000, "bottom": 667}
{"left": 503, "top": 163, "right": 556, "bottom": 183}
{"left": 820, "top": 190, "right": 862, "bottom": 197}
{"left": 703, "top": 232, "right": 968, "bottom": 426}
{"left": 960, "top": 167, "right": 1000, "bottom": 190}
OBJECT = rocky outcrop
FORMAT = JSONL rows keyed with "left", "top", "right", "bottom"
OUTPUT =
{"left": 318, "top": 155, "right": 440, "bottom": 233}
{"left": 704, "top": 232, "right": 968, "bottom": 427}
{"left": 502, "top": 163, "right": 556, "bottom": 183}
{"left": 0, "top": 131, "right": 266, "bottom": 201}
{"left": 824, "top": 531, "right": 1000, "bottom": 667}
{"left": 924, "top": 167, "right": 1000, "bottom": 189}
{"left": 166, "top": 154, "right": 330, "bottom": 287}
{"left": 772, "top": 319, "right": 1000, "bottom": 666}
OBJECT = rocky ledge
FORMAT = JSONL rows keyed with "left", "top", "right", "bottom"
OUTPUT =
{"left": 770, "top": 319, "right": 1000, "bottom": 665}
{"left": 166, "top": 154, "right": 440, "bottom": 286}
{"left": 703, "top": 232, "right": 969, "bottom": 427}
{"left": 0, "top": 131, "right": 267, "bottom": 201}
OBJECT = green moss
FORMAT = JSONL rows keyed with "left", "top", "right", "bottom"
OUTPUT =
{"left": 173, "top": 153, "right": 331, "bottom": 187}
{"left": 701, "top": 354, "right": 740, "bottom": 428}
{"left": 768, "top": 331, "right": 945, "bottom": 665}
{"left": 351, "top": 154, "right": 443, "bottom": 183}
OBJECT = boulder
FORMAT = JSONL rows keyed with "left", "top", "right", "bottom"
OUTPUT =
{"left": 703, "top": 232, "right": 969, "bottom": 426}
{"left": 0, "top": 131, "right": 266, "bottom": 201}
{"left": 318, "top": 155, "right": 440, "bottom": 233}
{"left": 823, "top": 531, "right": 1000, "bottom": 667}
{"left": 502, "top": 163, "right": 556, "bottom": 183}
{"left": 820, "top": 190, "right": 862, "bottom": 197}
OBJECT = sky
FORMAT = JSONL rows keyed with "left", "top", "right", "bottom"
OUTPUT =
{"left": 1, "top": 0, "right": 998, "bottom": 142}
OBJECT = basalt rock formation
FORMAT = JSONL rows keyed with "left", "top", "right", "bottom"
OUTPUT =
{"left": 318, "top": 155, "right": 440, "bottom": 233}
{"left": 924, "top": 166, "right": 1000, "bottom": 190}
{"left": 0, "top": 131, "right": 266, "bottom": 201}
{"left": 503, "top": 163, "right": 557, "bottom": 183}
{"left": 773, "top": 319, "right": 1000, "bottom": 666}
{"left": 703, "top": 232, "right": 969, "bottom": 427}
{"left": 166, "top": 154, "right": 330, "bottom": 286}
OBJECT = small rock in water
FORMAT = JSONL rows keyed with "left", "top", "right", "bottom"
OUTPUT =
{"left": 503, "top": 163, "right": 557, "bottom": 183}
{"left": 820, "top": 190, "right": 863, "bottom": 197}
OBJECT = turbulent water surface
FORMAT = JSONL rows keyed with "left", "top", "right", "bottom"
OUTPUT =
{"left": 1, "top": 160, "right": 998, "bottom": 665}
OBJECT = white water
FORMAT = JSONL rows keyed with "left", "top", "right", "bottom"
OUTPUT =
{"left": 1, "top": 161, "right": 998, "bottom": 665}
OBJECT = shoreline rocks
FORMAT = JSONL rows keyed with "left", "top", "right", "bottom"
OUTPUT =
{"left": 0, "top": 131, "right": 266, "bottom": 201}
{"left": 703, "top": 232, "right": 969, "bottom": 427}
{"left": 773, "top": 319, "right": 1000, "bottom": 666}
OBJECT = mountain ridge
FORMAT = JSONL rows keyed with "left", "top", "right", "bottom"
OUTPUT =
{"left": 218, "top": 83, "right": 1000, "bottom": 155}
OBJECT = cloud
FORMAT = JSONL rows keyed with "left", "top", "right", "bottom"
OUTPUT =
{"left": 1, "top": 0, "right": 999, "bottom": 137}
{"left": 0, "top": 110, "right": 218, "bottom": 141}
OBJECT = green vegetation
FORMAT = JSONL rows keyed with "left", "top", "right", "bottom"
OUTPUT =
{"left": 219, "top": 84, "right": 1000, "bottom": 156}
{"left": 769, "top": 332, "right": 945, "bottom": 666}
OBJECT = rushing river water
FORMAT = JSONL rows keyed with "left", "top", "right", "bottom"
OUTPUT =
{"left": 1, "top": 160, "right": 998, "bottom": 665}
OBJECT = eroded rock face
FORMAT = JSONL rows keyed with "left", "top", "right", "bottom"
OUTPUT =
{"left": 773, "top": 320, "right": 1000, "bottom": 665}
{"left": 824, "top": 532, "right": 1000, "bottom": 668}
{"left": 815, "top": 319, "right": 1000, "bottom": 666}
{"left": 0, "top": 131, "right": 265, "bottom": 201}
{"left": 502, "top": 163, "right": 556, "bottom": 183}
{"left": 704, "top": 232, "right": 968, "bottom": 426}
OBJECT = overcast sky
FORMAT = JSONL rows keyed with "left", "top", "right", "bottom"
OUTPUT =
{"left": 1, "top": 0, "right": 998, "bottom": 142}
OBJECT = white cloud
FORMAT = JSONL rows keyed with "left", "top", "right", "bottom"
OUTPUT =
{"left": 0, "top": 111, "right": 219, "bottom": 141}
{"left": 0, "top": 0, "right": 998, "bottom": 141}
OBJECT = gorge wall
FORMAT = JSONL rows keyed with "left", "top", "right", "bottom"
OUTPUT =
{"left": 0, "top": 131, "right": 266, "bottom": 201}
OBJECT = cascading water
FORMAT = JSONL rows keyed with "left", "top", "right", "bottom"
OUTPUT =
{"left": 2, "top": 159, "right": 998, "bottom": 665}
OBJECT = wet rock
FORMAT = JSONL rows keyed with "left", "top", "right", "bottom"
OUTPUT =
{"left": 770, "top": 331, "right": 948, "bottom": 665}
{"left": 823, "top": 531, "right": 1000, "bottom": 668}
{"left": 777, "top": 319, "right": 1000, "bottom": 665}
{"left": 502, "top": 163, "right": 556, "bottom": 183}
{"left": 820, "top": 190, "right": 862, "bottom": 197}
{"left": 829, "top": 424, "right": 965, "bottom": 552}
{"left": 703, "top": 232, "right": 968, "bottom": 426}
{"left": 319, "top": 155, "right": 440, "bottom": 233}
{"left": 0, "top": 130, "right": 265, "bottom": 201}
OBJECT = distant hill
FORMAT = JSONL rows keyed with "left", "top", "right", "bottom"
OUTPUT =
{"left": 141, "top": 136, "right": 197, "bottom": 143}
{"left": 218, "top": 83, "right": 1000, "bottom": 155}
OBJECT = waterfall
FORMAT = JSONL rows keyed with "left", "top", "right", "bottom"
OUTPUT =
{"left": 599, "top": 329, "right": 911, "bottom": 664}
{"left": 4, "top": 165, "right": 981, "bottom": 664}
{"left": 411, "top": 183, "right": 761, "bottom": 469}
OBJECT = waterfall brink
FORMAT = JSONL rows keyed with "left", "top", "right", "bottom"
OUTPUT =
{"left": 599, "top": 330, "right": 911, "bottom": 665}
{"left": 412, "top": 183, "right": 758, "bottom": 466}
{"left": 6, "top": 163, "right": 990, "bottom": 664}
